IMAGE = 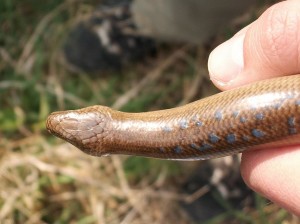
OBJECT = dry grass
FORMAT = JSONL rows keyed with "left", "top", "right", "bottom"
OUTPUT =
{"left": 0, "top": 0, "right": 298, "bottom": 223}
{"left": 0, "top": 135, "right": 196, "bottom": 223}
{"left": 0, "top": 1, "right": 210, "bottom": 222}
{"left": 0, "top": 37, "right": 207, "bottom": 222}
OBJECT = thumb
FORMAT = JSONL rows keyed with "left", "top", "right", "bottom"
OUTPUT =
{"left": 208, "top": 0, "right": 300, "bottom": 90}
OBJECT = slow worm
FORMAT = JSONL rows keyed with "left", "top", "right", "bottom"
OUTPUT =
{"left": 46, "top": 75, "right": 300, "bottom": 160}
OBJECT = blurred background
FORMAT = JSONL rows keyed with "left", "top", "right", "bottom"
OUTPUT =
{"left": 1, "top": 0, "right": 298, "bottom": 223}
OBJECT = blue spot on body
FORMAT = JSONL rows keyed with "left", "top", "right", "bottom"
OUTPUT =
{"left": 195, "top": 121, "right": 203, "bottom": 127}
{"left": 288, "top": 117, "right": 295, "bottom": 127}
{"left": 179, "top": 120, "right": 188, "bottom": 129}
{"left": 289, "top": 128, "right": 297, "bottom": 135}
{"left": 232, "top": 111, "right": 239, "bottom": 118}
{"left": 255, "top": 113, "right": 264, "bottom": 120}
{"left": 191, "top": 115, "right": 198, "bottom": 121}
{"left": 274, "top": 103, "right": 281, "bottom": 110}
{"left": 200, "top": 143, "right": 213, "bottom": 151}
{"left": 226, "top": 134, "right": 236, "bottom": 144}
{"left": 162, "top": 126, "right": 172, "bottom": 132}
{"left": 252, "top": 129, "right": 265, "bottom": 138}
{"left": 190, "top": 143, "right": 200, "bottom": 150}
{"left": 274, "top": 99, "right": 286, "bottom": 109}
{"left": 286, "top": 94, "right": 294, "bottom": 99}
{"left": 209, "top": 133, "right": 220, "bottom": 143}
{"left": 215, "top": 110, "right": 222, "bottom": 121}
{"left": 296, "top": 100, "right": 300, "bottom": 106}
{"left": 243, "top": 136, "right": 250, "bottom": 141}
{"left": 174, "top": 146, "right": 182, "bottom": 153}
{"left": 159, "top": 147, "right": 166, "bottom": 153}
{"left": 240, "top": 117, "right": 247, "bottom": 123}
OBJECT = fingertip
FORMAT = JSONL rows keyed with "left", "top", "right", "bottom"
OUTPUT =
{"left": 208, "top": 32, "right": 245, "bottom": 89}
{"left": 209, "top": 0, "right": 300, "bottom": 90}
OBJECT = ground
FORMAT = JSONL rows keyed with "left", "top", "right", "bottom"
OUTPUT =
{"left": 0, "top": 0, "right": 297, "bottom": 223}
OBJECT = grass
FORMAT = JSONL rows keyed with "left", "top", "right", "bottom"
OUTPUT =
{"left": 0, "top": 0, "right": 298, "bottom": 223}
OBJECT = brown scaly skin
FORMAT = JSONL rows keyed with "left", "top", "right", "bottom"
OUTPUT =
{"left": 46, "top": 75, "right": 300, "bottom": 160}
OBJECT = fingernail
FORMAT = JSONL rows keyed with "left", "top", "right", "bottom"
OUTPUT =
{"left": 208, "top": 33, "right": 245, "bottom": 85}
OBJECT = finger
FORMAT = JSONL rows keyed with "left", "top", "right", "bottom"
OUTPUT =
{"left": 208, "top": 0, "right": 300, "bottom": 90}
{"left": 241, "top": 146, "right": 300, "bottom": 216}
{"left": 208, "top": 0, "right": 300, "bottom": 216}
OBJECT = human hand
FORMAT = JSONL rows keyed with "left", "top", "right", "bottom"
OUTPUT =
{"left": 208, "top": 0, "right": 300, "bottom": 216}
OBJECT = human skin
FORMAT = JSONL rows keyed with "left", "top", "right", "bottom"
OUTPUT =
{"left": 208, "top": 0, "right": 300, "bottom": 216}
